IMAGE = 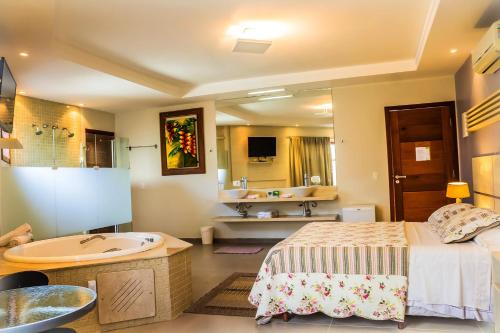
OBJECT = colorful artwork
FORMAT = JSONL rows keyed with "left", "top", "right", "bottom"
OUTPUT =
{"left": 159, "top": 108, "right": 205, "bottom": 175}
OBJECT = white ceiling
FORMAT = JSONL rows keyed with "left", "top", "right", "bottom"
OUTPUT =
{"left": 0, "top": 0, "right": 496, "bottom": 112}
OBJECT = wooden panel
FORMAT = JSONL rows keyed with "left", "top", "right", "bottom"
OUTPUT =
{"left": 398, "top": 108, "right": 443, "bottom": 142}
{"left": 402, "top": 173, "right": 447, "bottom": 191}
{"left": 474, "top": 193, "right": 495, "bottom": 210}
{"left": 403, "top": 191, "right": 447, "bottom": 222}
{"left": 400, "top": 141, "right": 444, "bottom": 175}
{"left": 97, "top": 268, "right": 156, "bottom": 324}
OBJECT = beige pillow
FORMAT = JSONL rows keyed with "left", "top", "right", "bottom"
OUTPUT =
{"left": 434, "top": 207, "right": 500, "bottom": 243}
{"left": 427, "top": 203, "right": 474, "bottom": 231}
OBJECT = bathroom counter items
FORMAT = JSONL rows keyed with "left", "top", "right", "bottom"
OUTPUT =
{"left": 0, "top": 224, "right": 33, "bottom": 248}
{"left": 213, "top": 214, "right": 339, "bottom": 223}
{"left": 218, "top": 185, "right": 337, "bottom": 203}
{"left": 0, "top": 285, "right": 96, "bottom": 333}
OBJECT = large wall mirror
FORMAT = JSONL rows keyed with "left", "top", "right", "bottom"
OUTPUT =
{"left": 216, "top": 88, "right": 335, "bottom": 190}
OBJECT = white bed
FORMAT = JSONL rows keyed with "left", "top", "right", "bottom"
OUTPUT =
{"left": 406, "top": 222, "right": 493, "bottom": 321}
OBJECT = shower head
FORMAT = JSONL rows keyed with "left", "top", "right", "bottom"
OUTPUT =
{"left": 32, "top": 124, "right": 43, "bottom": 135}
{"left": 62, "top": 127, "right": 75, "bottom": 138}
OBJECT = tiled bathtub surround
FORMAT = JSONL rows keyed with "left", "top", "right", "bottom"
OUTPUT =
{"left": 10, "top": 95, "right": 114, "bottom": 167}
{"left": 0, "top": 233, "right": 192, "bottom": 332}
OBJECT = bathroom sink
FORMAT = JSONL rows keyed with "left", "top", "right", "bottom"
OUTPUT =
{"left": 286, "top": 186, "right": 316, "bottom": 197}
{"left": 224, "top": 189, "right": 249, "bottom": 199}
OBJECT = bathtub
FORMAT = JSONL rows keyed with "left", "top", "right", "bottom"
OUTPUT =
{"left": 3, "top": 233, "right": 164, "bottom": 263}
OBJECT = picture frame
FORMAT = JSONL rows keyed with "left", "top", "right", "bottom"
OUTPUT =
{"left": 0, "top": 129, "right": 11, "bottom": 164}
{"left": 159, "top": 108, "right": 206, "bottom": 176}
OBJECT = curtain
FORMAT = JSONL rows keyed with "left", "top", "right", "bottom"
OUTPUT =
{"left": 289, "top": 136, "right": 333, "bottom": 187}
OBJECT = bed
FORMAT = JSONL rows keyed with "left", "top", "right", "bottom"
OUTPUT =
{"left": 249, "top": 220, "right": 496, "bottom": 326}
{"left": 249, "top": 221, "right": 409, "bottom": 326}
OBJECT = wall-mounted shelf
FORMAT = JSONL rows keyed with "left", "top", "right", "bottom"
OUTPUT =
{"left": 213, "top": 214, "right": 338, "bottom": 223}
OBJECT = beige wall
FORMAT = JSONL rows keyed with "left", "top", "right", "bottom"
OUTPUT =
{"left": 9, "top": 95, "right": 115, "bottom": 167}
{"left": 115, "top": 101, "right": 220, "bottom": 238}
{"left": 223, "top": 125, "right": 332, "bottom": 188}
{"left": 332, "top": 75, "right": 456, "bottom": 221}
{"left": 117, "top": 76, "right": 455, "bottom": 239}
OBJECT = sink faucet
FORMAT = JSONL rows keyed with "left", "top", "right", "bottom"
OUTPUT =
{"left": 80, "top": 234, "right": 106, "bottom": 245}
{"left": 240, "top": 176, "right": 248, "bottom": 189}
{"left": 303, "top": 173, "right": 310, "bottom": 187}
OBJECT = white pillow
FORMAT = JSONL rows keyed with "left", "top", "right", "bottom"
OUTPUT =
{"left": 474, "top": 226, "right": 500, "bottom": 251}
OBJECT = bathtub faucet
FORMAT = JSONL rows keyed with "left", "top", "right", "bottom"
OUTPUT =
{"left": 80, "top": 234, "right": 106, "bottom": 245}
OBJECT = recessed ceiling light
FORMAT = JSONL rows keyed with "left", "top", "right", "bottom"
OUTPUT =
{"left": 450, "top": 48, "right": 458, "bottom": 54}
{"left": 227, "top": 21, "right": 288, "bottom": 41}
{"left": 295, "top": 124, "right": 299, "bottom": 127}
{"left": 18, "top": 91, "right": 26, "bottom": 95}
{"left": 259, "top": 94, "right": 293, "bottom": 101}
{"left": 19, "top": 52, "right": 29, "bottom": 57}
{"left": 233, "top": 39, "right": 272, "bottom": 54}
{"left": 248, "top": 88, "right": 285, "bottom": 95}
{"left": 246, "top": 123, "right": 250, "bottom": 126}
{"left": 78, "top": 103, "right": 84, "bottom": 107}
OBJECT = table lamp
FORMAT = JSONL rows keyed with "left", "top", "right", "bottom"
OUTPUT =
{"left": 446, "top": 182, "right": 470, "bottom": 203}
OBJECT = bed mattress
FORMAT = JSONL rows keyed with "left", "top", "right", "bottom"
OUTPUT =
{"left": 406, "top": 222, "right": 493, "bottom": 321}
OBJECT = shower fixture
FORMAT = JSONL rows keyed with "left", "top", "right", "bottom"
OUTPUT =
{"left": 62, "top": 127, "right": 75, "bottom": 138}
{"left": 32, "top": 124, "right": 43, "bottom": 135}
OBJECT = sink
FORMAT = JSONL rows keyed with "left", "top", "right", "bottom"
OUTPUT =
{"left": 224, "top": 189, "right": 249, "bottom": 199}
{"left": 286, "top": 186, "right": 317, "bottom": 197}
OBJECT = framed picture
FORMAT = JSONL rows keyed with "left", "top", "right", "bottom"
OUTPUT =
{"left": 159, "top": 108, "right": 205, "bottom": 176}
{"left": 0, "top": 129, "right": 11, "bottom": 164}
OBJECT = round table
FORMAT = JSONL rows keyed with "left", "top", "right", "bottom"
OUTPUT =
{"left": 0, "top": 285, "right": 96, "bottom": 333}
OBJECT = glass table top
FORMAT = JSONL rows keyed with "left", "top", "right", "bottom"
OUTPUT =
{"left": 0, "top": 285, "right": 96, "bottom": 332}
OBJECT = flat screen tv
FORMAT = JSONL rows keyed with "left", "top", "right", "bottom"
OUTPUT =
{"left": 0, "top": 57, "right": 16, "bottom": 133}
{"left": 248, "top": 137, "right": 276, "bottom": 157}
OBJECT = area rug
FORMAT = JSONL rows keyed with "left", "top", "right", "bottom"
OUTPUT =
{"left": 185, "top": 272, "right": 257, "bottom": 317}
{"left": 213, "top": 246, "right": 263, "bottom": 254}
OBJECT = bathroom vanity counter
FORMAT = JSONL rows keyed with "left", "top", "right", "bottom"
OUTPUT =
{"left": 213, "top": 214, "right": 339, "bottom": 223}
{"left": 218, "top": 185, "right": 337, "bottom": 203}
{"left": 0, "top": 232, "right": 191, "bottom": 276}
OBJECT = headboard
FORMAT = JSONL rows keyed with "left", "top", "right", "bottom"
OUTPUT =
{"left": 472, "top": 154, "right": 500, "bottom": 213}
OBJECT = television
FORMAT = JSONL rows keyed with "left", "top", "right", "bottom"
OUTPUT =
{"left": 0, "top": 57, "right": 16, "bottom": 133}
{"left": 248, "top": 137, "right": 276, "bottom": 157}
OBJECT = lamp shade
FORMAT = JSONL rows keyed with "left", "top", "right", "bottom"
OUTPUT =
{"left": 446, "top": 182, "right": 470, "bottom": 200}
{"left": 0, "top": 138, "right": 23, "bottom": 149}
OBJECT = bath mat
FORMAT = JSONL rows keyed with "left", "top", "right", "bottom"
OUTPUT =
{"left": 213, "top": 246, "right": 263, "bottom": 254}
{"left": 185, "top": 272, "right": 257, "bottom": 317}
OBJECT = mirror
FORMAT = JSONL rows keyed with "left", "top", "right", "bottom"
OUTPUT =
{"left": 216, "top": 88, "right": 335, "bottom": 190}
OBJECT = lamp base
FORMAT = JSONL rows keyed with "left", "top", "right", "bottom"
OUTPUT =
{"left": 455, "top": 198, "right": 462, "bottom": 203}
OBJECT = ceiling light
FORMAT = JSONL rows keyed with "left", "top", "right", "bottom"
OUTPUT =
{"left": 248, "top": 88, "right": 285, "bottom": 95}
{"left": 450, "top": 48, "right": 458, "bottom": 54}
{"left": 78, "top": 103, "right": 84, "bottom": 107}
{"left": 259, "top": 94, "right": 293, "bottom": 101}
{"left": 18, "top": 91, "right": 26, "bottom": 95}
{"left": 19, "top": 52, "right": 29, "bottom": 57}
{"left": 295, "top": 124, "right": 299, "bottom": 127}
{"left": 227, "top": 21, "right": 288, "bottom": 41}
{"left": 246, "top": 123, "right": 250, "bottom": 126}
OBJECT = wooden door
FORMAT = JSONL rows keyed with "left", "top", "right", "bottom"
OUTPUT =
{"left": 385, "top": 102, "right": 459, "bottom": 222}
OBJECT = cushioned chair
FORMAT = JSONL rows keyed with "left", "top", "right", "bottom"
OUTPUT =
{"left": 0, "top": 270, "right": 49, "bottom": 291}
{"left": 0, "top": 271, "right": 75, "bottom": 333}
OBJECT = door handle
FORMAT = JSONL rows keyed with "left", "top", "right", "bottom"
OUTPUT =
{"left": 394, "top": 175, "right": 406, "bottom": 184}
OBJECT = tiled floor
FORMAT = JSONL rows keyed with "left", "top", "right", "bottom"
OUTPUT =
{"left": 113, "top": 244, "right": 494, "bottom": 333}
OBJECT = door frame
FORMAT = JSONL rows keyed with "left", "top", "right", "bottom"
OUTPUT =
{"left": 384, "top": 101, "right": 459, "bottom": 221}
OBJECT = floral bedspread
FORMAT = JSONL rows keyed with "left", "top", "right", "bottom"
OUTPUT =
{"left": 249, "top": 222, "right": 408, "bottom": 323}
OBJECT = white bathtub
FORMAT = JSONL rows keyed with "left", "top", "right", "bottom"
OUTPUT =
{"left": 3, "top": 233, "right": 164, "bottom": 263}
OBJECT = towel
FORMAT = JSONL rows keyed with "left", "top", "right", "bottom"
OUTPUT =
{"left": 0, "top": 223, "right": 33, "bottom": 247}
{"left": 8, "top": 233, "right": 33, "bottom": 248}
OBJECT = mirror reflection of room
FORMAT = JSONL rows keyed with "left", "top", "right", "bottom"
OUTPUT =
{"left": 216, "top": 88, "right": 335, "bottom": 190}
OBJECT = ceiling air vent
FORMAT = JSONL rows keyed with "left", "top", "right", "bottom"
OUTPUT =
{"left": 465, "top": 89, "right": 500, "bottom": 134}
{"left": 233, "top": 39, "right": 272, "bottom": 54}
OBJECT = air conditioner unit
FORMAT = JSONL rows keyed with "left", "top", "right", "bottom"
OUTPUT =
{"left": 472, "top": 20, "right": 499, "bottom": 74}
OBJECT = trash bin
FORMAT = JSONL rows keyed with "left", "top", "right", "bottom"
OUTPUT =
{"left": 200, "top": 226, "right": 214, "bottom": 245}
